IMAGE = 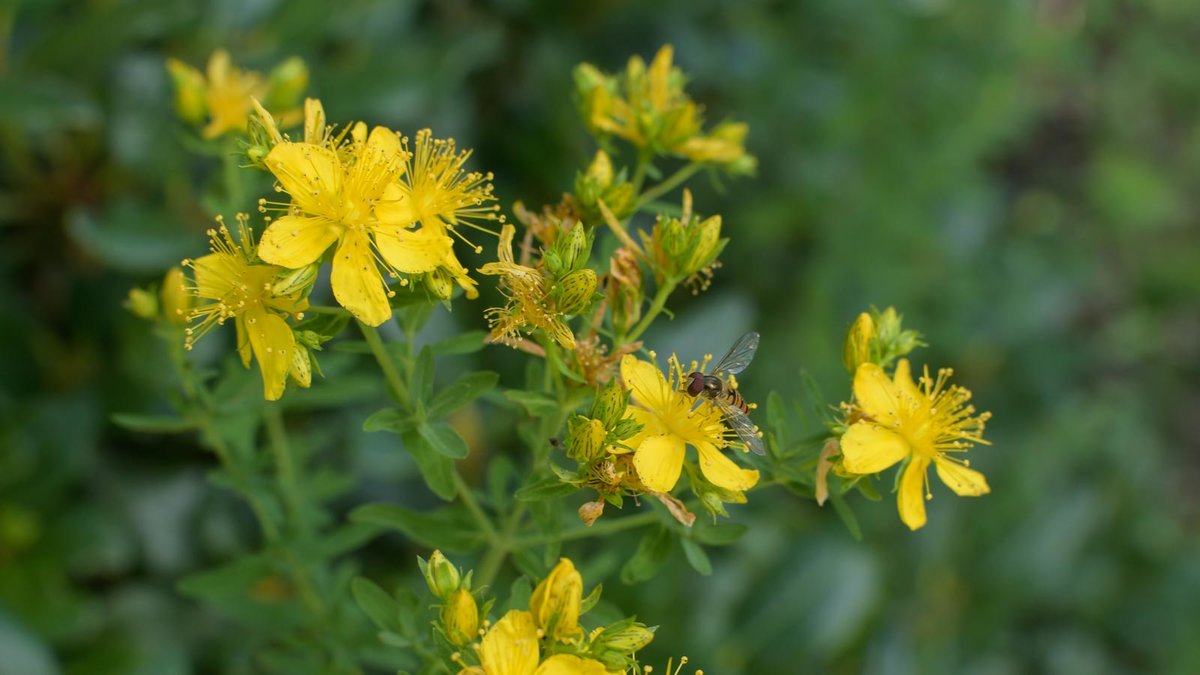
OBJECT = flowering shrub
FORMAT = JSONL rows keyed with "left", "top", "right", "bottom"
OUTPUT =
{"left": 123, "top": 46, "right": 993, "bottom": 672}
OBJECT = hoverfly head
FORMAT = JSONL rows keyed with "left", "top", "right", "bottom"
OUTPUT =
{"left": 685, "top": 371, "right": 706, "bottom": 397}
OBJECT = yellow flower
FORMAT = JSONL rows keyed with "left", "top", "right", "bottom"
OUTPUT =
{"left": 460, "top": 611, "right": 615, "bottom": 675}
{"left": 619, "top": 354, "right": 759, "bottom": 494}
{"left": 183, "top": 216, "right": 309, "bottom": 401}
{"left": 387, "top": 128, "right": 502, "bottom": 236}
{"left": 257, "top": 118, "right": 456, "bottom": 325}
{"left": 840, "top": 360, "right": 992, "bottom": 530}
{"left": 479, "top": 224, "right": 576, "bottom": 349}
{"left": 529, "top": 558, "right": 583, "bottom": 641}
{"left": 166, "top": 50, "right": 307, "bottom": 140}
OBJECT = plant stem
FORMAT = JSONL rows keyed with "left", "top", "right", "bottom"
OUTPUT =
{"left": 624, "top": 277, "right": 678, "bottom": 344}
{"left": 636, "top": 162, "right": 700, "bottom": 211}
{"left": 452, "top": 470, "right": 497, "bottom": 541}
{"left": 264, "top": 403, "right": 308, "bottom": 535}
{"left": 475, "top": 503, "right": 527, "bottom": 590}
{"left": 358, "top": 321, "right": 411, "bottom": 408}
{"left": 512, "top": 511, "right": 659, "bottom": 547}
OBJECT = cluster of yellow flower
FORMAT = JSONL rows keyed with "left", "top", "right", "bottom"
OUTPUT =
{"left": 826, "top": 308, "right": 993, "bottom": 530}
{"left": 422, "top": 552, "right": 673, "bottom": 675}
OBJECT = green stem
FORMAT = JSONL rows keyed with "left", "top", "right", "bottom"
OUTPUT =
{"left": 624, "top": 277, "right": 678, "bottom": 344}
{"left": 305, "top": 305, "right": 350, "bottom": 316}
{"left": 452, "top": 470, "right": 497, "bottom": 542}
{"left": 636, "top": 162, "right": 700, "bottom": 211}
{"left": 222, "top": 140, "right": 244, "bottom": 211}
{"left": 512, "top": 511, "right": 659, "bottom": 547}
{"left": 358, "top": 321, "right": 412, "bottom": 408}
{"left": 264, "top": 403, "right": 308, "bottom": 535}
{"left": 475, "top": 503, "right": 527, "bottom": 590}
{"left": 630, "top": 151, "right": 651, "bottom": 194}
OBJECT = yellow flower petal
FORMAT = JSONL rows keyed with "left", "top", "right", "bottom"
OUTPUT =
{"left": 892, "top": 358, "right": 923, "bottom": 408}
{"left": 934, "top": 457, "right": 990, "bottom": 497}
{"left": 853, "top": 362, "right": 900, "bottom": 424}
{"left": 234, "top": 314, "right": 252, "bottom": 368}
{"left": 244, "top": 304, "right": 295, "bottom": 401}
{"left": 620, "top": 355, "right": 671, "bottom": 414}
{"left": 348, "top": 126, "right": 405, "bottom": 201}
{"left": 632, "top": 434, "right": 685, "bottom": 493}
{"left": 898, "top": 456, "right": 930, "bottom": 531}
{"left": 479, "top": 610, "right": 539, "bottom": 675}
{"left": 331, "top": 231, "right": 391, "bottom": 326}
{"left": 840, "top": 422, "right": 909, "bottom": 474}
{"left": 534, "top": 654, "right": 613, "bottom": 675}
{"left": 258, "top": 214, "right": 339, "bottom": 268}
{"left": 371, "top": 224, "right": 452, "bottom": 274}
{"left": 265, "top": 142, "right": 344, "bottom": 218}
{"left": 623, "top": 406, "right": 663, "bottom": 450}
{"left": 695, "top": 442, "right": 759, "bottom": 492}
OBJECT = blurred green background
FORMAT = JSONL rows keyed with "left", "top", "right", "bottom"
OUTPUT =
{"left": 3, "top": 0, "right": 1199, "bottom": 673}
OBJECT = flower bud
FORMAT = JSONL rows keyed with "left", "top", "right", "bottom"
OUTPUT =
{"left": 530, "top": 558, "right": 583, "bottom": 640}
{"left": 584, "top": 150, "right": 614, "bottom": 188}
{"left": 567, "top": 415, "right": 607, "bottom": 463}
{"left": 577, "top": 500, "right": 605, "bottom": 527}
{"left": 159, "top": 266, "right": 191, "bottom": 325}
{"left": 165, "top": 58, "right": 207, "bottom": 124}
{"left": 684, "top": 215, "right": 724, "bottom": 275}
{"left": 426, "top": 268, "right": 455, "bottom": 300}
{"left": 842, "top": 312, "right": 875, "bottom": 373}
{"left": 265, "top": 56, "right": 309, "bottom": 109}
{"left": 125, "top": 287, "right": 158, "bottom": 321}
{"left": 555, "top": 268, "right": 597, "bottom": 316}
{"left": 271, "top": 263, "right": 319, "bottom": 298}
{"left": 559, "top": 223, "right": 589, "bottom": 271}
{"left": 289, "top": 344, "right": 312, "bottom": 388}
{"left": 440, "top": 587, "right": 479, "bottom": 647}
{"left": 421, "top": 550, "right": 461, "bottom": 600}
{"left": 592, "top": 622, "right": 655, "bottom": 654}
{"left": 590, "top": 379, "right": 628, "bottom": 429}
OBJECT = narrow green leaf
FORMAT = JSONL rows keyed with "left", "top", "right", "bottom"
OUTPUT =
{"left": 829, "top": 492, "right": 863, "bottom": 541}
{"left": 349, "top": 503, "right": 484, "bottom": 552}
{"left": 620, "top": 527, "right": 674, "bottom": 584}
{"left": 680, "top": 538, "right": 713, "bottom": 576}
{"left": 430, "top": 330, "right": 489, "bottom": 355}
{"left": 856, "top": 479, "right": 882, "bottom": 502}
{"left": 418, "top": 421, "right": 470, "bottom": 459}
{"left": 402, "top": 430, "right": 457, "bottom": 500}
{"left": 412, "top": 346, "right": 435, "bottom": 403}
{"left": 514, "top": 476, "right": 576, "bottom": 502}
{"left": 428, "top": 371, "right": 499, "bottom": 419}
{"left": 580, "top": 583, "right": 603, "bottom": 614}
{"left": 363, "top": 408, "right": 414, "bottom": 434}
{"left": 351, "top": 577, "right": 402, "bottom": 633}
{"left": 111, "top": 412, "right": 196, "bottom": 433}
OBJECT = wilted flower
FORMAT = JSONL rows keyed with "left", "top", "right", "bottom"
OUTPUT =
{"left": 479, "top": 224, "right": 576, "bottom": 349}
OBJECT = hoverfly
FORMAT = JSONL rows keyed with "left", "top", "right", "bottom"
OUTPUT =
{"left": 684, "top": 331, "right": 765, "bottom": 456}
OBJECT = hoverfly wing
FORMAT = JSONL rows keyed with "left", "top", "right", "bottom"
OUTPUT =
{"left": 711, "top": 331, "right": 760, "bottom": 376}
{"left": 713, "top": 397, "right": 767, "bottom": 456}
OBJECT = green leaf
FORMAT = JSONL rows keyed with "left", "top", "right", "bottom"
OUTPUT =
{"left": 430, "top": 330, "right": 489, "bottom": 355}
{"left": 412, "top": 346, "right": 435, "bottom": 403}
{"left": 111, "top": 412, "right": 195, "bottom": 433}
{"left": 514, "top": 476, "right": 577, "bottom": 502}
{"left": 428, "top": 371, "right": 499, "bottom": 419}
{"left": 856, "top": 479, "right": 882, "bottom": 502}
{"left": 349, "top": 503, "right": 484, "bottom": 552}
{"left": 351, "top": 577, "right": 403, "bottom": 633}
{"left": 418, "top": 421, "right": 470, "bottom": 459}
{"left": 829, "top": 492, "right": 863, "bottom": 541}
{"left": 580, "top": 584, "right": 603, "bottom": 614}
{"left": 505, "top": 390, "right": 559, "bottom": 417}
{"left": 402, "top": 430, "right": 458, "bottom": 500}
{"left": 691, "top": 520, "right": 748, "bottom": 546}
{"left": 680, "top": 538, "right": 712, "bottom": 576}
{"left": 620, "top": 527, "right": 674, "bottom": 584}
{"left": 363, "top": 408, "right": 414, "bottom": 434}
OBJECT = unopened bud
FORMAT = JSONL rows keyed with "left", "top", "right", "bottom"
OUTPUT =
{"left": 530, "top": 558, "right": 583, "bottom": 641}
{"left": 421, "top": 550, "right": 461, "bottom": 600}
{"left": 289, "top": 344, "right": 312, "bottom": 388}
{"left": 440, "top": 588, "right": 479, "bottom": 647}
{"left": 590, "top": 379, "right": 628, "bottom": 429}
{"left": 125, "top": 287, "right": 158, "bottom": 321}
{"left": 560, "top": 223, "right": 589, "bottom": 271}
{"left": 555, "top": 268, "right": 597, "bottom": 315}
{"left": 585, "top": 150, "right": 614, "bottom": 188}
{"left": 593, "top": 622, "right": 655, "bottom": 654}
{"left": 842, "top": 312, "right": 875, "bottom": 373}
{"left": 426, "top": 268, "right": 455, "bottom": 300}
{"left": 165, "top": 58, "right": 207, "bottom": 124}
{"left": 685, "top": 215, "right": 724, "bottom": 274}
{"left": 567, "top": 415, "right": 607, "bottom": 463}
{"left": 271, "top": 263, "right": 319, "bottom": 297}
{"left": 265, "top": 57, "right": 309, "bottom": 109}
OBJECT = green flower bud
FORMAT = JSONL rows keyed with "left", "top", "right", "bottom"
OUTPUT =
{"left": 265, "top": 56, "right": 309, "bottom": 109}
{"left": 560, "top": 222, "right": 589, "bottom": 271}
{"left": 592, "top": 622, "right": 655, "bottom": 654}
{"left": 271, "top": 263, "right": 319, "bottom": 297}
{"left": 289, "top": 344, "right": 312, "bottom": 388}
{"left": 420, "top": 550, "right": 461, "bottom": 600}
{"left": 567, "top": 415, "right": 607, "bottom": 463}
{"left": 440, "top": 588, "right": 479, "bottom": 647}
{"left": 590, "top": 379, "right": 628, "bottom": 429}
{"left": 584, "top": 150, "right": 614, "bottom": 188}
{"left": 684, "top": 215, "right": 724, "bottom": 275}
{"left": 842, "top": 312, "right": 875, "bottom": 373}
{"left": 125, "top": 287, "right": 158, "bottom": 321}
{"left": 555, "top": 268, "right": 597, "bottom": 315}
{"left": 609, "top": 416, "right": 643, "bottom": 442}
